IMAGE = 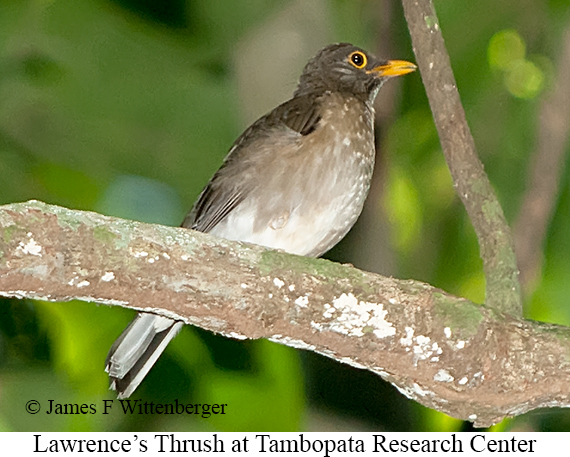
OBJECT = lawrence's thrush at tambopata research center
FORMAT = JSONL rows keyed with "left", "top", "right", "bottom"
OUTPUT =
{"left": 106, "top": 43, "right": 416, "bottom": 398}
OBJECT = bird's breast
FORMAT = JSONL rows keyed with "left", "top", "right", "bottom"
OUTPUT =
{"left": 209, "top": 94, "right": 376, "bottom": 258}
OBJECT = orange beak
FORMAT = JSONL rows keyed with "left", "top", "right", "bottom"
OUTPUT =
{"left": 369, "top": 60, "right": 417, "bottom": 77}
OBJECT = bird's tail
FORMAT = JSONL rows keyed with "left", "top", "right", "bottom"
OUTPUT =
{"left": 105, "top": 313, "right": 183, "bottom": 398}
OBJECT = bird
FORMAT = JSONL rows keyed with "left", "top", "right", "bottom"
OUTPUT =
{"left": 105, "top": 43, "right": 416, "bottom": 398}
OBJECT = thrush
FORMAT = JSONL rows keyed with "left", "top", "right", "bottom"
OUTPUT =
{"left": 106, "top": 43, "right": 416, "bottom": 398}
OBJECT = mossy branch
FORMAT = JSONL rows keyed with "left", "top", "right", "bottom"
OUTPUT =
{"left": 1, "top": 200, "right": 569, "bottom": 427}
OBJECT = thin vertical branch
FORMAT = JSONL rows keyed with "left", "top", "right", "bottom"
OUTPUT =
{"left": 401, "top": 0, "right": 522, "bottom": 315}
{"left": 514, "top": 26, "right": 570, "bottom": 291}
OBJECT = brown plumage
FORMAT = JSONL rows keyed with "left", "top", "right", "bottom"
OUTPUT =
{"left": 106, "top": 43, "right": 415, "bottom": 398}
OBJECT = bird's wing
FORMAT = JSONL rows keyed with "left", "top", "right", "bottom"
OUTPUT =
{"left": 183, "top": 94, "right": 322, "bottom": 233}
{"left": 182, "top": 178, "right": 246, "bottom": 233}
{"left": 276, "top": 95, "right": 322, "bottom": 135}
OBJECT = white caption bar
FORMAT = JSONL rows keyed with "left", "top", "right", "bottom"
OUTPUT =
{"left": 1, "top": 432, "right": 549, "bottom": 456}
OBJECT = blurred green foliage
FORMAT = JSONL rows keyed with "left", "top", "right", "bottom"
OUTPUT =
{"left": 488, "top": 29, "right": 546, "bottom": 99}
{"left": 1, "top": 0, "right": 570, "bottom": 432}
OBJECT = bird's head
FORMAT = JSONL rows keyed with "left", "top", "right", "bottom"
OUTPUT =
{"left": 295, "top": 43, "right": 416, "bottom": 102}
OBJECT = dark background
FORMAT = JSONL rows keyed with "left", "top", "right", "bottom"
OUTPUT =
{"left": 1, "top": 0, "right": 569, "bottom": 431}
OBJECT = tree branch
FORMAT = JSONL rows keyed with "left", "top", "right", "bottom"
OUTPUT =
{"left": 1, "top": 200, "right": 569, "bottom": 427}
{"left": 401, "top": 0, "right": 522, "bottom": 316}
{"left": 514, "top": 25, "right": 570, "bottom": 291}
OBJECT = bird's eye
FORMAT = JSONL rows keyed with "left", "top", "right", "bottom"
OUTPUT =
{"left": 349, "top": 51, "right": 367, "bottom": 69}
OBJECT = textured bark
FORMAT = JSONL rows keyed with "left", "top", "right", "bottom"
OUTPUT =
{"left": 1, "top": 201, "right": 569, "bottom": 427}
{"left": 401, "top": 0, "right": 522, "bottom": 316}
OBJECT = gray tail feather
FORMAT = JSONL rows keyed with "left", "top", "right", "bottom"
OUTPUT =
{"left": 105, "top": 313, "right": 183, "bottom": 398}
